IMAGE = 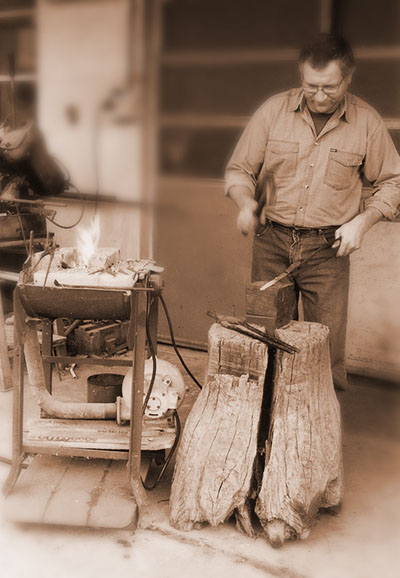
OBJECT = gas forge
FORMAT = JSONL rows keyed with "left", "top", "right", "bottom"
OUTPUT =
{"left": 4, "top": 222, "right": 185, "bottom": 501}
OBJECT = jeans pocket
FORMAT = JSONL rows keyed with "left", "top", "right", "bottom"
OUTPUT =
{"left": 255, "top": 223, "right": 269, "bottom": 238}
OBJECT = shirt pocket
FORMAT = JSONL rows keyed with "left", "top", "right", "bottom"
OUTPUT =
{"left": 324, "top": 150, "right": 363, "bottom": 191}
{"left": 265, "top": 140, "right": 299, "bottom": 178}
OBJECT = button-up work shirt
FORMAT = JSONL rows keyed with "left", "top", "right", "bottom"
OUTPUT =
{"left": 225, "top": 88, "right": 400, "bottom": 227}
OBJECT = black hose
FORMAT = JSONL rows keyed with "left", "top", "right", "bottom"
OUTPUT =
{"left": 141, "top": 410, "right": 181, "bottom": 491}
{"left": 159, "top": 294, "right": 202, "bottom": 390}
{"left": 142, "top": 295, "right": 157, "bottom": 415}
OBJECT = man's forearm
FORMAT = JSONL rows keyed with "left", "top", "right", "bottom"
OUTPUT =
{"left": 228, "top": 185, "right": 259, "bottom": 235}
{"left": 334, "top": 207, "right": 383, "bottom": 256}
{"left": 228, "top": 185, "right": 258, "bottom": 212}
{"left": 353, "top": 206, "right": 383, "bottom": 234}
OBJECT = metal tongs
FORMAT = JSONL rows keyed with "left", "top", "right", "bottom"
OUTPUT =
{"left": 260, "top": 240, "right": 338, "bottom": 291}
{"left": 206, "top": 311, "right": 299, "bottom": 354}
{"left": 28, "top": 231, "right": 56, "bottom": 289}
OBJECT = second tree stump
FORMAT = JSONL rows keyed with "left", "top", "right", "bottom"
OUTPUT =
{"left": 256, "top": 321, "right": 344, "bottom": 547}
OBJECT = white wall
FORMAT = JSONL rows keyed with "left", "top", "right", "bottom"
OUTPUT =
{"left": 347, "top": 222, "right": 400, "bottom": 383}
{"left": 37, "top": 0, "right": 143, "bottom": 258}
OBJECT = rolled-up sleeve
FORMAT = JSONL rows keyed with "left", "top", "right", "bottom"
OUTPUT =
{"left": 363, "top": 118, "right": 400, "bottom": 220}
{"left": 225, "top": 105, "right": 269, "bottom": 197}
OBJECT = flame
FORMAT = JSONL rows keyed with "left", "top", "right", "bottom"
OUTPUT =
{"left": 76, "top": 214, "right": 101, "bottom": 267}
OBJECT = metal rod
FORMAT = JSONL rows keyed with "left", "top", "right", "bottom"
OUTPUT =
{"left": 240, "top": 321, "right": 299, "bottom": 353}
{"left": 0, "top": 270, "right": 20, "bottom": 283}
{"left": 206, "top": 311, "right": 298, "bottom": 354}
{"left": 0, "top": 198, "right": 66, "bottom": 207}
{"left": 260, "top": 243, "right": 336, "bottom": 291}
{"left": 128, "top": 287, "right": 147, "bottom": 506}
{"left": 63, "top": 319, "right": 80, "bottom": 337}
{"left": 0, "top": 238, "right": 47, "bottom": 249}
{"left": 52, "top": 281, "right": 155, "bottom": 292}
{"left": 41, "top": 355, "right": 133, "bottom": 367}
{"left": 41, "top": 319, "right": 53, "bottom": 394}
{"left": 221, "top": 322, "right": 298, "bottom": 355}
{"left": 0, "top": 271, "right": 19, "bottom": 283}
{"left": 23, "top": 445, "right": 129, "bottom": 461}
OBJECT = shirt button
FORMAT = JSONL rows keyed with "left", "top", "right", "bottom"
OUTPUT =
{"left": 305, "top": 184, "right": 309, "bottom": 189}
{"left": 314, "top": 142, "right": 318, "bottom": 146}
{"left": 310, "top": 163, "right": 314, "bottom": 167}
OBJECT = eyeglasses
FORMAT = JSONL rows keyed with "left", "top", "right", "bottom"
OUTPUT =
{"left": 302, "top": 76, "right": 345, "bottom": 96}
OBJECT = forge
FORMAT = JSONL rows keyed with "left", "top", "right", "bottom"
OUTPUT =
{"left": 3, "top": 245, "right": 185, "bottom": 529}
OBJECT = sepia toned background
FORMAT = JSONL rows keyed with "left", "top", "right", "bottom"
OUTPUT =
{"left": 1, "top": 0, "right": 399, "bottom": 368}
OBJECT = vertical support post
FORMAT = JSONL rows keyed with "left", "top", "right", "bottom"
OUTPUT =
{"left": 41, "top": 319, "right": 53, "bottom": 394}
{"left": 128, "top": 287, "right": 147, "bottom": 505}
{"left": 3, "top": 288, "right": 26, "bottom": 495}
{"left": 54, "top": 318, "right": 67, "bottom": 369}
{"left": 0, "top": 283, "right": 13, "bottom": 391}
{"left": 147, "top": 293, "right": 159, "bottom": 356}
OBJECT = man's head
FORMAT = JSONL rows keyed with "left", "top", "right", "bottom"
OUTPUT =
{"left": 298, "top": 34, "right": 355, "bottom": 114}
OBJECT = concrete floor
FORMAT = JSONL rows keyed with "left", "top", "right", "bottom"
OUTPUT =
{"left": 0, "top": 344, "right": 399, "bottom": 578}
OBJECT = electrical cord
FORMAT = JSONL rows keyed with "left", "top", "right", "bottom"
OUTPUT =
{"left": 142, "top": 294, "right": 157, "bottom": 415}
{"left": 140, "top": 293, "right": 180, "bottom": 491}
{"left": 141, "top": 410, "right": 181, "bottom": 491}
{"left": 45, "top": 182, "right": 85, "bottom": 230}
{"left": 159, "top": 293, "right": 203, "bottom": 390}
{"left": 141, "top": 291, "right": 200, "bottom": 489}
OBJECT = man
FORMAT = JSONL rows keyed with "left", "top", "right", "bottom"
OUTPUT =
{"left": 225, "top": 34, "right": 400, "bottom": 390}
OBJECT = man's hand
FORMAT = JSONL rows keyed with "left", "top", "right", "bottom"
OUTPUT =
{"left": 237, "top": 201, "right": 258, "bottom": 235}
{"left": 333, "top": 208, "right": 383, "bottom": 257}
{"left": 228, "top": 186, "right": 259, "bottom": 236}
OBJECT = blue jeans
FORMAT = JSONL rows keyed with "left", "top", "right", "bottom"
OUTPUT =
{"left": 252, "top": 220, "right": 350, "bottom": 389}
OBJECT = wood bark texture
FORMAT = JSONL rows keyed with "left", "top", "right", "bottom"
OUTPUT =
{"left": 256, "top": 321, "right": 344, "bottom": 547}
{"left": 170, "top": 324, "right": 267, "bottom": 532}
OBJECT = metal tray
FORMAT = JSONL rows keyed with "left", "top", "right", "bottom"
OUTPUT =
{"left": 18, "top": 283, "right": 132, "bottom": 320}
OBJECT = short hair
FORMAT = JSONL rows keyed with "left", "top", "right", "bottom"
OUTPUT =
{"left": 299, "top": 34, "right": 355, "bottom": 76}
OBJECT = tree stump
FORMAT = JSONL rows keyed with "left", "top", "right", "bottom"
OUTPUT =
{"left": 170, "top": 324, "right": 267, "bottom": 533}
{"left": 255, "top": 321, "right": 343, "bottom": 547}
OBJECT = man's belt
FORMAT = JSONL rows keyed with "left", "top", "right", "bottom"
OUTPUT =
{"left": 265, "top": 219, "right": 339, "bottom": 236}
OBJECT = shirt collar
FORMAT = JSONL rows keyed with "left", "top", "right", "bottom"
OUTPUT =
{"left": 289, "top": 88, "right": 350, "bottom": 122}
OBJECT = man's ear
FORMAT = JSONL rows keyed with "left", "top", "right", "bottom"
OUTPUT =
{"left": 345, "top": 67, "right": 355, "bottom": 85}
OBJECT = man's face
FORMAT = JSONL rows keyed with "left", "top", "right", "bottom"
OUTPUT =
{"left": 300, "top": 59, "right": 351, "bottom": 114}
